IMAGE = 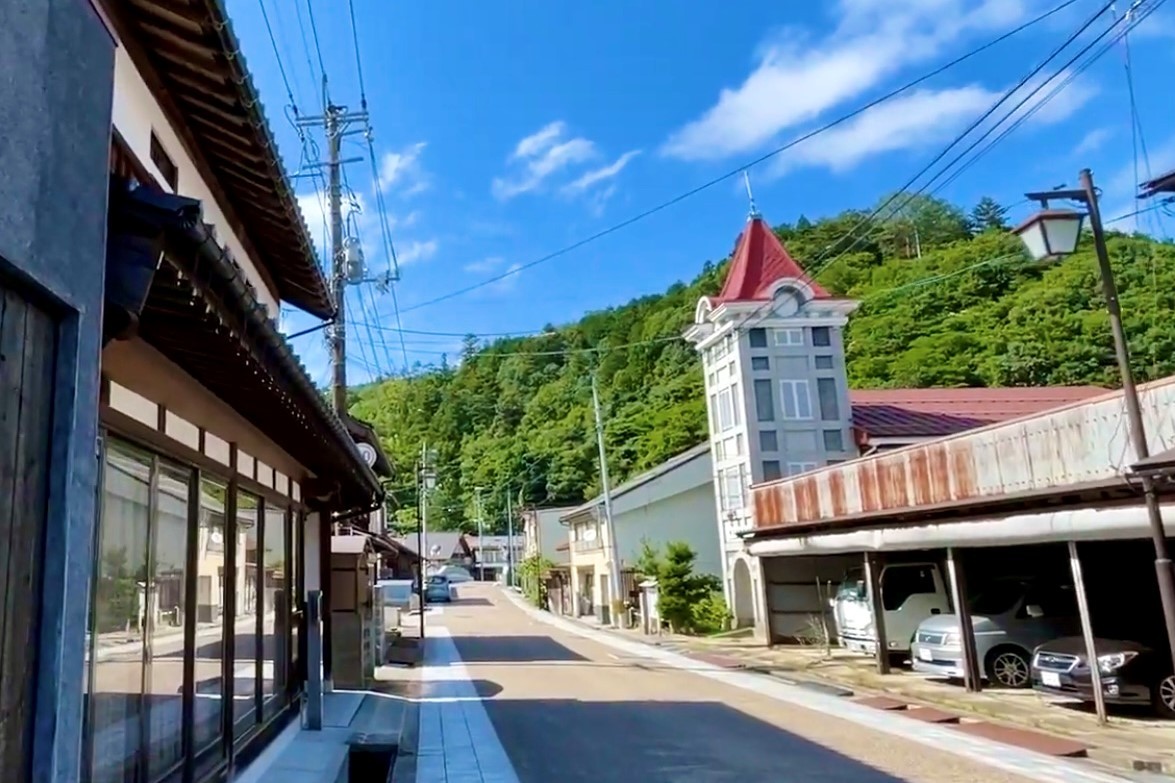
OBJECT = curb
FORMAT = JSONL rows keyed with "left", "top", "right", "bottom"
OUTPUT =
{"left": 386, "top": 684, "right": 421, "bottom": 783}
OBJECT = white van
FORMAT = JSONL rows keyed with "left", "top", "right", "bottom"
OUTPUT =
{"left": 834, "top": 561, "right": 951, "bottom": 661}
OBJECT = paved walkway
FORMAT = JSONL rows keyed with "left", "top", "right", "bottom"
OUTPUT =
{"left": 404, "top": 584, "right": 1147, "bottom": 783}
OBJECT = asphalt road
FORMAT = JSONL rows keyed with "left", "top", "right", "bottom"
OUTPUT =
{"left": 429, "top": 583, "right": 1058, "bottom": 783}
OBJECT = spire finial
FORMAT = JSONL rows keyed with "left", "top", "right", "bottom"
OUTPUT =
{"left": 743, "top": 169, "right": 760, "bottom": 219}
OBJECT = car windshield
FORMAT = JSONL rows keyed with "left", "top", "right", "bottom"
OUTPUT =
{"left": 427, "top": 575, "right": 448, "bottom": 585}
{"left": 836, "top": 570, "right": 867, "bottom": 601}
{"left": 968, "top": 583, "right": 1024, "bottom": 616}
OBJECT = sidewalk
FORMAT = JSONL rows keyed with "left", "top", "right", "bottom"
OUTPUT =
{"left": 537, "top": 599, "right": 1174, "bottom": 778}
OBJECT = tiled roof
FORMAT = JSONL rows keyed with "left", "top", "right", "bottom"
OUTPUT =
{"left": 713, "top": 217, "right": 831, "bottom": 303}
{"left": 392, "top": 532, "right": 467, "bottom": 559}
{"left": 850, "top": 386, "right": 1106, "bottom": 438}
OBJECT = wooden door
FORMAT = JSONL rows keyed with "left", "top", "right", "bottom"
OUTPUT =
{"left": 0, "top": 281, "right": 58, "bottom": 778}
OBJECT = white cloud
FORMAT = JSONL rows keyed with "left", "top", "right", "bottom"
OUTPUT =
{"left": 772, "top": 85, "right": 998, "bottom": 175}
{"left": 1073, "top": 128, "right": 1112, "bottom": 157}
{"left": 463, "top": 256, "right": 504, "bottom": 273}
{"left": 562, "top": 150, "right": 641, "bottom": 195}
{"left": 486, "top": 262, "right": 524, "bottom": 294}
{"left": 662, "top": 0, "right": 1031, "bottom": 161}
{"left": 493, "top": 121, "right": 597, "bottom": 199}
{"left": 379, "top": 142, "right": 429, "bottom": 196}
{"left": 397, "top": 239, "right": 439, "bottom": 266}
{"left": 767, "top": 69, "right": 1095, "bottom": 177}
{"left": 1002, "top": 69, "right": 1098, "bottom": 127}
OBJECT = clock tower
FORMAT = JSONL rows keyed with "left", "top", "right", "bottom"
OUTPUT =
{"left": 684, "top": 208, "right": 858, "bottom": 632}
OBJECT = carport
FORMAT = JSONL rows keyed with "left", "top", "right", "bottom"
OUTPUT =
{"left": 745, "top": 378, "right": 1175, "bottom": 723}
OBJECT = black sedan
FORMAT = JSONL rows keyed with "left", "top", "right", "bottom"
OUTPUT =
{"left": 1031, "top": 637, "right": 1174, "bottom": 718}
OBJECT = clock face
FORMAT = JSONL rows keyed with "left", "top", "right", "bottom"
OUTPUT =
{"left": 773, "top": 290, "right": 800, "bottom": 317}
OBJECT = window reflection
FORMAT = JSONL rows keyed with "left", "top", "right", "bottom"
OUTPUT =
{"left": 145, "top": 461, "right": 190, "bottom": 778}
{"left": 193, "top": 477, "right": 227, "bottom": 758}
{"left": 234, "top": 490, "right": 260, "bottom": 734}
{"left": 88, "top": 441, "right": 151, "bottom": 783}
{"left": 262, "top": 505, "right": 288, "bottom": 715}
{"left": 290, "top": 513, "right": 301, "bottom": 687}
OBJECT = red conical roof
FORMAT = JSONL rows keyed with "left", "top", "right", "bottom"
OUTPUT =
{"left": 714, "top": 216, "right": 830, "bottom": 303}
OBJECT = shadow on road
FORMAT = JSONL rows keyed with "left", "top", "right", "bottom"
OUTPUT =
{"left": 483, "top": 698, "right": 907, "bottom": 782}
{"left": 449, "top": 595, "right": 494, "bottom": 606}
{"left": 450, "top": 635, "right": 588, "bottom": 663}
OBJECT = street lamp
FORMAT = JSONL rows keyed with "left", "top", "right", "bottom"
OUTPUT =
{"left": 416, "top": 447, "right": 436, "bottom": 641}
{"left": 1012, "top": 209, "right": 1084, "bottom": 262}
{"left": 1014, "top": 169, "right": 1175, "bottom": 685}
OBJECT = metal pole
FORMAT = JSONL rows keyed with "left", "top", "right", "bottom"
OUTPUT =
{"left": 417, "top": 460, "right": 425, "bottom": 642}
{"left": 420, "top": 442, "right": 429, "bottom": 576}
{"left": 591, "top": 374, "right": 624, "bottom": 627}
{"left": 506, "top": 489, "right": 514, "bottom": 588}
{"left": 475, "top": 487, "right": 484, "bottom": 581}
{"left": 326, "top": 104, "right": 347, "bottom": 416}
{"left": 1069, "top": 541, "right": 1108, "bottom": 724}
{"left": 863, "top": 552, "right": 890, "bottom": 674}
{"left": 945, "top": 548, "right": 981, "bottom": 692}
{"left": 1081, "top": 168, "right": 1175, "bottom": 670}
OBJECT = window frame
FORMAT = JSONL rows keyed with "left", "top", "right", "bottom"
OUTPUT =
{"left": 779, "top": 379, "right": 813, "bottom": 420}
{"left": 86, "top": 427, "right": 308, "bottom": 783}
{"left": 772, "top": 328, "right": 804, "bottom": 347}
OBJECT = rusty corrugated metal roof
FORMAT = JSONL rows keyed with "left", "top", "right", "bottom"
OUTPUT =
{"left": 751, "top": 378, "right": 1175, "bottom": 534}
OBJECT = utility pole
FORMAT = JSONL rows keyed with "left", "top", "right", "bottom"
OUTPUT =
{"left": 591, "top": 374, "right": 624, "bottom": 627}
{"left": 296, "top": 104, "right": 367, "bottom": 416}
{"left": 505, "top": 489, "right": 514, "bottom": 588}
{"left": 326, "top": 105, "right": 346, "bottom": 415}
{"left": 474, "top": 486, "right": 485, "bottom": 581}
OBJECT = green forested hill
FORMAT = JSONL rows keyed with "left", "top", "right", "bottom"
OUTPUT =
{"left": 349, "top": 195, "right": 1175, "bottom": 533}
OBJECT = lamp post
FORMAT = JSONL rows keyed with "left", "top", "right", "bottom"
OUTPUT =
{"left": 1014, "top": 169, "right": 1175, "bottom": 678}
{"left": 416, "top": 447, "right": 436, "bottom": 641}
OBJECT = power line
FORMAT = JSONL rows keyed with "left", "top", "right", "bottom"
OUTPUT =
{"left": 398, "top": 0, "right": 1081, "bottom": 315}
{"left": 300, "top": 0, "right": 328, "bottom": 104}
{"left": 723, "top": 0, "right": 1148, "bottom": 341}
{"left": 346, "top": 0, "right": 368, "bottom": 107}
{"left": 291, "top": 0, "right": 321, "bottom": 104}
{"left": 802, "top": 0, "right": 1121, "bottom": 281}
{"left": 256, "top": 0, "right": 296, "bottom": 108}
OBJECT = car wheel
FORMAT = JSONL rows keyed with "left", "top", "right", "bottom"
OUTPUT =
{"left": 987, "top": 647, "right": 1031, "bottom": 689}
{"left": 1154, "top": 674, "right": 1175, "bottom": 719}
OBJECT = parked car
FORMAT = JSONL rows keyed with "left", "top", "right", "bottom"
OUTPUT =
{"left": 834, "top": 562, "right": 950, "bottom": 662}
{"left": 911, "top": 580, "right": 1079, "bottom": 688}
{"left": 1032, "top": 637, "right": 1175, "bottom": 718}
{"left": 424, "top": 574, "right": 453, "bottom": 603}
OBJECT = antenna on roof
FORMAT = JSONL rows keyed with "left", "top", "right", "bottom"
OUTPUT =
{"left": 742, "top": 170, "right": 760, "bottom": 220}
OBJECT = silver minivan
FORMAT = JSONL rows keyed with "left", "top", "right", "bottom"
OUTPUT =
{"left": 911, "top": 580, "right": 1079, "bottom": 688}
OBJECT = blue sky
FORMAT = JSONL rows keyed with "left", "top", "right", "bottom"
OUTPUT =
{"left": 224, "top": 0, "right": 1175, "bottom": 385}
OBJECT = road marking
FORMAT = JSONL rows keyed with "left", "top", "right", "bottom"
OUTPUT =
{"left": 502, "top": 590, "right": 1135, "bottom": 783}
{"left": 416, "top": 625, "right": 520, "bottom": 783}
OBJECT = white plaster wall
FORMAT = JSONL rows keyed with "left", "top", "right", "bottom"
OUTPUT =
{"left": 613, "top": 483, "right": 723, "bottom": 579}
{"left": 110, "top": 46, "right": 279, "bottom": 317}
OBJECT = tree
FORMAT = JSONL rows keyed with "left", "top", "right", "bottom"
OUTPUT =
{"left": 346, "top": 198, "right": 1175, "bottom": 539}
{"left": 638, "top": 541, "right": 723, "bottom": 634}
{"left": 969, "top": 196, "right": 1008, "bottom": 234}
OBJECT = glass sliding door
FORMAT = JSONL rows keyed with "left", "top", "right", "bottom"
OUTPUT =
{"left": 193, "top": 477, "right": 227, "bottom": 768}
{"left": 233, "top": 490, "right": 261, "bottom": 736}
{"left": 290, "top": 512, "right": 301, "bottom": 694}
{"left": 144, "top": 461, "right": 191, "bottom": 780}
{"left": 262, "top": 504, "right": 288, "bottom": 717}
{"left": 87, "top": 440, "right": 152, "bottom": 783}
